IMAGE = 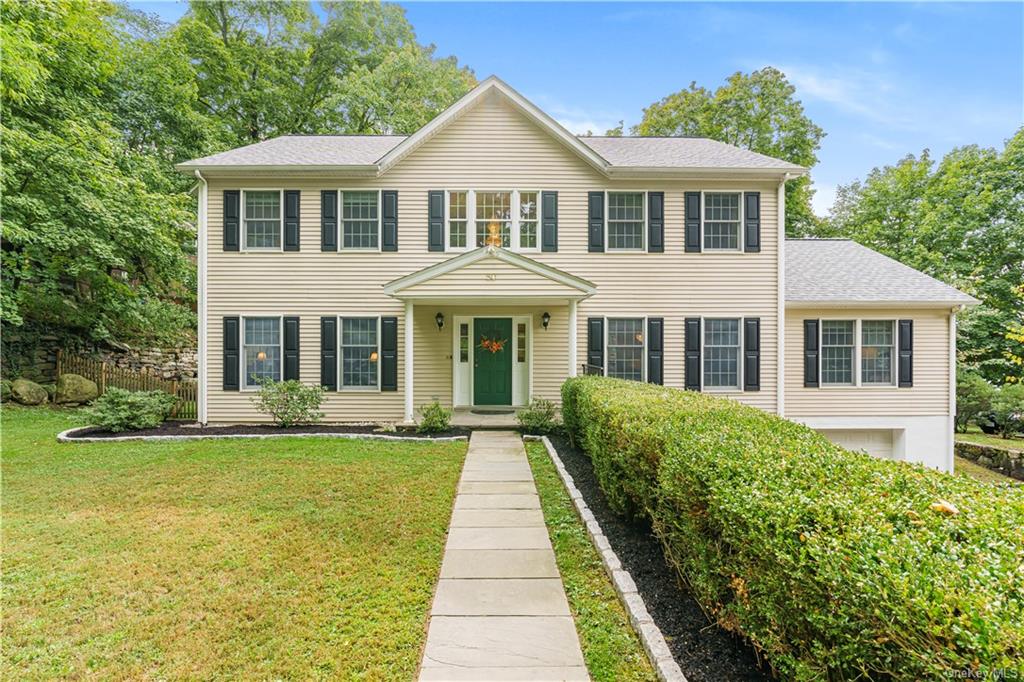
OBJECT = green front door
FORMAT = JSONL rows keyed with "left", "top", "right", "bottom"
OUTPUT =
{"left": 473, "top": 318, "right": 513, "bottom": 405}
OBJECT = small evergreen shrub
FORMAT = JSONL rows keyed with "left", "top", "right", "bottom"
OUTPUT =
{"left": 250, "top": 378, "right": 324, "bottom": 427}
{"left": 992, "top": 383, "right": 1024, "bottom": 438}
{"left": 516, "top": 397, "right": 559, "bottom": 434}
{"left": 561, "top": 376, "right": 1024, "bottom": 680}
{"left": 417, "top": 400, "right": 451, "bottom": 434}
{"left": 85, "top": 388, "right": 177, "bottom": 432}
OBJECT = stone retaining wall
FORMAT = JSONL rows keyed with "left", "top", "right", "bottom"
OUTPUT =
{"left": 93, "top": 348, "right": 197, "bottom": 381}
{"left": 954, "top": 441, "right": 1024, "bottom": 481}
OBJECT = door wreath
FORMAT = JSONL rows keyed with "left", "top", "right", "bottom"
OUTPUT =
{"left": 478, "top": 336, "right": 507, "bottom": 354}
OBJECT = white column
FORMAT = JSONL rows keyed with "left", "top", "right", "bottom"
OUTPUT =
{"left": 404, "top": 300, "right": 415, "bottom": 424}
{"left": 568, "top": 298, "right": 578, "bottom": 377}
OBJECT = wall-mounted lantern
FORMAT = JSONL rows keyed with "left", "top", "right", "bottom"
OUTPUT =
{"left": 435, "top": 312, "right": 445, "bottom": 331}
{"left": 542, "top": 312, "right": 551, "bottom": 330}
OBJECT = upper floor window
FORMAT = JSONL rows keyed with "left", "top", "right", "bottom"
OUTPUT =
{"left": 446, "top": 190, "right": 542, "bottom": 252}
{"left": 341, "top": 190, "right": 380, "bottom": 250}
{"left": 607, "top": 192, "right": 644, "bottom": 250}
{"left": 606, "top": 317, "right": 644, "bottom": 381}
{"left": 244, "top": 190, "right": 282, "bottom": 250}
{"left": 703, "top": 192, "right": 741, "bottom": 251}
{"left": 243, "top": 316, "right": 280, "bottom": 387}
{"left": 703, "top": 318, "right": 740, "bottom": 390}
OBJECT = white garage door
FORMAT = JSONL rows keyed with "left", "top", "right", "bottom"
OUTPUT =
{"left": 818, "top": 429, "right": 896, "bottom": 460}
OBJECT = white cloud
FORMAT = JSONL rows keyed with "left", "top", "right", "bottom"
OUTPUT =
{"left": 811, "top": 182, "right": 836, "bottom": 218}
{"left": 529, "top": 94, "right": 625, "bottom": 136}
{"left": 776, "top": 62, "right": 917, "bottom": 130}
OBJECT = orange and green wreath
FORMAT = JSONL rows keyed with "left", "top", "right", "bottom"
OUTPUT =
{"left": 478, "top": 336, "right": 508, "bottom": 353}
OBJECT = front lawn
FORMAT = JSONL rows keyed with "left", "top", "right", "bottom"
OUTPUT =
{"left": 955, "top": 425, "right": 1024, "bottom": 451}
{"left": 1, "top": 405, "right": 466, "bottom": 680}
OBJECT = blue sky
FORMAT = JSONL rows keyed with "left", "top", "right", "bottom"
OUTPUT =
{"left": 129, "top": 1, "right": 1023, "bottom": 216}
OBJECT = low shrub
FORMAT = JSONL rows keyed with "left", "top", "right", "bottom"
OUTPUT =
{"left": 417, "top": 400, "right": 451, "bottom": 434}
{"left": 562, "top": 376, "right": 1024, "bottom": 680}
{"left": 250, "top": 378, "right": 324, "bottom": 427}
{"left": 85, "top": 388, "right": 177, "bottom": 432}
{"left": 955, "top": 370, "right": 995, "bottom": 432}
{"left": 992, "top": 383, "right": 1024, "bottom": 438}
{"left": 516, "top": 396, "right": 559, "bottom": 434}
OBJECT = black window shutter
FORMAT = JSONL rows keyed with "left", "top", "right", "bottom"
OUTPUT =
{"left": 685, "top": 192, "right": 701, "bottom": 253}
{"left": 283, "top": 316, "right": 300, "bottom": 380}
{"left": 223, "top": 316, "right": 240, "bottom": 390}
{"left": 321, "top": 191, "right": 337, "bottom": 252}
{"left": 588, "top": 192, "right": 605, "bottom": 252}
{"left": 744, "top": 192, "right": 761, "bottom": 253}
{"left": 428, "top": 190, "right": 445, "bottom": 252}
{"left": 898, "top": 319, "right": 913, "bottom": 387}
{"left": 648, "top": 192, "right": 664, "bottom": 253}
{"left": 541, "top": 191, "right": 558, "bottom": 252}
{"left": 320, "top": 317, "right": 337, "bottom": 390}
{"left": 381, "top": 316, "right": 398, "bottom": 391}
{"left": 685, "top": 317, "right": 701, "bottom": 390}
{"left": 804, "top": 319, "right": 820, "bottom": 388}
{"left": 223, "top": 190, "right": 240, "bottom": 251}
{"left": 284, "top": 190, "right": 300, "bottom": 251}
{"left": 587, "top": 317, "right": 604, "bottom": 371}
{"left": 382, "top": 190, "right": 398, "bottom": 252}
{"left": 743, "top": 317, "right": 761, "bottom": 391}
{"left": 647, "top": 317, "right": 664, "bottom": 385}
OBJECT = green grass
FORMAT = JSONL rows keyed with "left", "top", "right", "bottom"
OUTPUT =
{"left": 955, "top": 425, "right": 1024, "bottom": 451}
{"left": 1, "top": 405, "right": 466, "bottom": 680}
{"left": 525, "top": 441, "right": 657, "bottom": 682}
{"left": 954, "top": 455, "right": 1021, "bottom": 485}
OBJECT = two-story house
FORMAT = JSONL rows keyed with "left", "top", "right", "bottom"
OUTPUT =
{"left": 177, "top": 76, "right": 976, "bottom": 472}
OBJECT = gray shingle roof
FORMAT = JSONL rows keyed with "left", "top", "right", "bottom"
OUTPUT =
{"left": 179, "top": 135, "right": 407, "bottom": 168}
{"left": 177, "top": 134, "right": 803, "bottom": 171}
{"left": 786, "top": 239, "right": 978, "bottom": 305}
{"left": 579, "top": 136, "right": 804, "bottom": 170}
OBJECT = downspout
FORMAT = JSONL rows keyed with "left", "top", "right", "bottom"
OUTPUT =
{"left": 194, "top": 170, "right": 208, "bottom": 425}
{"left": 777, "top": 174, "right": 791, "bottom": 416}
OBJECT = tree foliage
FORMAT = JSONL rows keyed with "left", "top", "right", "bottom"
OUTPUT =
{"left": 1, "top": 0, "right": 474, "bottom": 352}
{"left": 820, "top": 130, "right": 1024, "bottom": 384}
{"left": 633, "top": 67, "right": 825, "bottom": 235}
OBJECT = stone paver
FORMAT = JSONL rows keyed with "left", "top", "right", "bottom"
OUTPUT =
{"left": 420, "top": 431, "right": 588, "bottom": 681}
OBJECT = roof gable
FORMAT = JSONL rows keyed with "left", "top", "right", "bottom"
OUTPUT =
{"left": 376, "top": 76, "right": 610, "bottom": 175}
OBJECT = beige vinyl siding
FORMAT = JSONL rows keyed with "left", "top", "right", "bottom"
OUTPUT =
{"left": 205, "top": 95, "right": 780, "bottom": 422}
{"left": 784, "top": 307, "right": 951, "bottom": 417}
{"left": 398, "top": 258, "right": 584, "bottom": 299}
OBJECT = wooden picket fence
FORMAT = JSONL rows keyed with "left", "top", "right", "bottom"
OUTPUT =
{"left": 56, "top": 350, "right": 198, "bottom": 420}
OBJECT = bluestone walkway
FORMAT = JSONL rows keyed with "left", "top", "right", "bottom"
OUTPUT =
{"left": 419, "top": 430, "right": 589, "bottom": 681}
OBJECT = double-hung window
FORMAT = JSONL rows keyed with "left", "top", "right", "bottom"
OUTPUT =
{"left": 448, "top": 190, "right": 543, "bottom": 251}
{"left": 448, "top": 191, "right": 468, "bottom": 249}
{"left": 606, "top": 318, "right": 644, "bottom": 381}
{"left": 341, "top": 190, "right": 380, "bottom": 249}
{"left": 607, "top": 192, "right": 644, "bottom": 250}
{"left": 703, "top": 192, "right": 741, "bottom": 251}
{"left": 703, "top": 319, "right": 741, "bottom": 389}
{"left": 475, "top": 191, "right": 512, "bottom": 247}
{"left": 861, "top": 320, "right": 895, "bottom": 385}
{"left": 243, "top": 317, "right": 281, "bottom": 387}
{"left": 518, "top": 191, "right": 539, "bottom": 249}
{"left": 821, "top": 320, "right": 856, "bottom": 385}
{"left": 243, "top": 190, "right": 282, "bottom": 250}
{"left": 340, "top": 317, "right": 379, "bottom": 389}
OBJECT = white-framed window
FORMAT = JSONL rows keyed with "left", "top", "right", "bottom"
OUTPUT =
{"left": 458, "top": 322, "right": 470, "bottom": 363}
{"left": 448, "top": 191, "right": 469, "bottom": 249}
{"left": 445, "top": 190, "right": 544, "bottom": 252}
{"left": 703, "top": 318, "right": 741, "bottom": 390}
{"left": 340, "top": 316, "right": 380, "bottom": 389}
{"left": 518, "top": 191, "right": 539, "bottom": 250}
{"left": 475, "top": 191, "right": 512, "bottom": 247}
{"left": 607, "top": 192, "right": 645, "bottom": 251}
{"left": 821, "top": 320, "right": 856, "bottom": 386}
{"left": 861, "top": 320, "right": 896, "bottom": 385}
{"left": 242, "top": 316, "right": 281, "bottom": 387}
{"left": 606, "top": 317, "right": 645, "bottom": 381}
{"left": 703, "top": 191, "right": 742, "bottom": 251}
{"left": 340, "top": 190, "right": 380, "bottom": 250}
{"left": 243, "top": 190, "right": 283, "bottom": 250}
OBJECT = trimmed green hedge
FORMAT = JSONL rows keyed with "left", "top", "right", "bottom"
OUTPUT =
{"left": 562, "top": 376, "right": 1024, "bottom": 680}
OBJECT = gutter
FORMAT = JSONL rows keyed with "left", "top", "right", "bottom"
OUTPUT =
{"left": 194, "top": 170, "right": 208, "bottom": 425}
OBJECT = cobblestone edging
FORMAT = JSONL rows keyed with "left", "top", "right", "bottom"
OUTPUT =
{"left": 525, "top": 434, "right": 688, "bottom": 682}
{"left": 57, "top": 425, "right": 468, "bottom": 444}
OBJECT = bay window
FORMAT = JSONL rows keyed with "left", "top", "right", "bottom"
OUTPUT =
{"left": 243, "top": 190, "right": 282, "bottom": 249}
{"left": 243, "top": 317, "right": 281, "bottom": 387}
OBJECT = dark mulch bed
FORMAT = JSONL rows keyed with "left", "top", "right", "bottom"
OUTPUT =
{"left": 66, "top": 422, "right": 472, "bottom": 440}
{"left": 548, "top": 433, "right": 770, "bottom": 682}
